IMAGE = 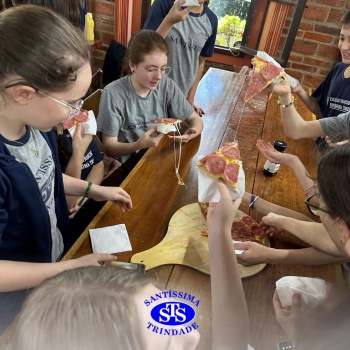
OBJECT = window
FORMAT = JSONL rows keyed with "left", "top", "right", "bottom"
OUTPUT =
{"left": 210, "top": 0, "right": 307, "bottom": 67}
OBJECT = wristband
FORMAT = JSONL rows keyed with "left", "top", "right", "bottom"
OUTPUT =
{"left": 249, "top": 194, "right": 259, "bottom": 210}
{"left": 277, "top": 94, "right": 295, "bottom": 108}
{"left": 78, "top": 181, "right": 92, "bottom": 207}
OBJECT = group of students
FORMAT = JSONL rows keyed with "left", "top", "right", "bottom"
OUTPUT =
{"left": 1, "top": 1, "right": 350, "bottom": 350}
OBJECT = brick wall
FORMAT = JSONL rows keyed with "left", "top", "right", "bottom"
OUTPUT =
{"left": 90, "top": 0, "right": 350, "bottom": 89}
{"left": 89, "top": 0, "right": 115, "bottom": 70}
{"left": 286, "top": 0, "right": 350, "bottom": 88}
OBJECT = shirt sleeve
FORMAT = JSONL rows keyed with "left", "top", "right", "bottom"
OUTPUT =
{"left": 200, "top": 9, "right": 218, "bottom": 57}
{"left": 143, "top": 0, "right": 172, "bottom": 30}
{"left": 89, "top": 139, "right": 103, "bottom": 164}
{"left": 319, "top": 111, "right": 350, "bottom": 142}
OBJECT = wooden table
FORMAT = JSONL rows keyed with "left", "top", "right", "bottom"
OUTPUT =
{"left": 62, "top": 68, "right": 342, "bottom": 350}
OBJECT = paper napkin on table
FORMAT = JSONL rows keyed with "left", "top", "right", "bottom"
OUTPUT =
{"left": 257, "top": 51, "right": 298, "bottom": 88}
{"left": 276, "top": 276, "right": 327, "bottom": 309}
{"left": 68, "top": 110, "right": 97, "bottom": 138}
{"left": 89, "top": 224, "right": 132, "bottom": 254}
{"left": 198, "top": 160, "right": 245, "bottom": 202}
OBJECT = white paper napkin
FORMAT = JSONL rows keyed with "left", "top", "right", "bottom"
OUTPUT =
{"left": 276, "top": 276, "right": 327, "bottom": 309}
{"left": 148, "top": 122, "right": 178, "bottom": 134}
{"left": 232, "top": 240, "right": 244, "bottom": 255}
{"left": 182, "top": 0, "right": 200, "bottom": 6}
{"left": 198, "top": 160, "right": 245, "bottom": 202}
{"left": 68, "top": 110, "right": 97, "bottom": 138}
{"left": 89, "top": 224, "right": 132, "bottom": 254}
{"left": 257, "top": 51, "right": 298, "bottom": 88}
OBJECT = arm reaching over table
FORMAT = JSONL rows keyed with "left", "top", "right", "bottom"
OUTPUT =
{"left": 62, "top": 174, "right": 132, "bottom": 212}
{"left": 207, "top": 181, "right": 249, "bottom": 350}
{"left": 256, "top": 139, "right": 315, "bottom": 195}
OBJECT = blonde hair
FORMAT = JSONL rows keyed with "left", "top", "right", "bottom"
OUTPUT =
{"left": 12, "top": 267, "right": 151, "bottom": 350}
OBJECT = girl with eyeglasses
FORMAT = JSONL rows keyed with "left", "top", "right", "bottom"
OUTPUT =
{"left": 97, "top": 29, "right": 203, "bottom": 166}
{"left": 0, "top": 5, "right": 132, "bottom": 333}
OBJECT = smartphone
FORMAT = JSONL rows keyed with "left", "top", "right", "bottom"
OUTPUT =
{"left": 111, "top": 261, "right": 146, "bottom": 274}
{"left": 277, "top": 340, "right": 295, "bottom": 350}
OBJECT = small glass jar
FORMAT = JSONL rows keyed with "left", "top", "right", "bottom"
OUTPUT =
{"left": 263, "top": 140, "right": 287, "bottom": 177}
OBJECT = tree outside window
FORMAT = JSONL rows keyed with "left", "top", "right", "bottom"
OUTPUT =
{"left": 209, "top": 0, "right": 250, "bottom": 49}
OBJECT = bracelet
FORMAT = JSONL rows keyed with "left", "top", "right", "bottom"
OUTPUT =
{"left": 249, "top": 194, "right": 259, "bottom": 210}
{"left": 78, "top": 181, "right": 92, "bottom": 207}
{"left": 277, "top": 94, "right": 295, "bottom": 108}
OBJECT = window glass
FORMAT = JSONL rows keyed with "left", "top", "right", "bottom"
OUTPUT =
{"left": 209, "top": 0, "right": 251, "bottom": 49}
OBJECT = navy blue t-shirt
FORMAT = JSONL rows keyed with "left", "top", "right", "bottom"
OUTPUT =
{"left": 61, "top": 131, "right": 103, "bottom": 180}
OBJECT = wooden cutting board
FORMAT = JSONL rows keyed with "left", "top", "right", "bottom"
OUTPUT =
{"left": 131, "top": 203, "right": 269, "bottom": 278}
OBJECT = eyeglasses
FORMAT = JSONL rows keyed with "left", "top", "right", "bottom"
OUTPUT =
{"left": 141, "top": 66, "right": 172, "bottom": 77}
{"left": 4, "top": 82, "right": 84, "bottom": 120}
{"left": 304, "top": 194, "right": 330, "bottom": 216}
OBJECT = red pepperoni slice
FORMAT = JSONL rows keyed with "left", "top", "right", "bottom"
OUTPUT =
{"left": 242, "top": 215, "right": 257, "bottom": 226}
{"left": 221, "top": 145, "right": 240, "bottom": 159}
{"left": 74, "top": 110, "right": 89, "bottom": 122}
{"left": 62, "top": 118, "right": 75, "bottom": 130}
{"left": 204, "top": 155, "right": 226, "bottom": 175}
{"left": 232, "top": 222, "right": 250, "bottom": 237}
{"left": 250, "top": 224, "right": 264, "bottom": 236}
{"left": 224, "top": 163, "right": 240, "bottom": 184}
{"left": 261, "top": 63, "right": 283, "bottom": 81}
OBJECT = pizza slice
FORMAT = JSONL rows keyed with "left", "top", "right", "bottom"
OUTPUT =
{"left": 151, "top": 118, "right": 182, "bottom": 134}
{"left": 197, "top": 142, "right": 241, "bottom": 188}
{"left": 243, "top": 56, "right": 285, "bottom": 103}
{"left": 199, "top": 202, "right": 266, "bottom": 244}
{"left": 62, "top": 110, "right": 89, "bottom": 129}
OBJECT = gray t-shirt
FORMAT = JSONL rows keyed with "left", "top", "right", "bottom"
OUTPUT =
{"left": 319, "top": 111, "right": 350, "bottom": 142}
{"left": 166, "top": 14, "right": 214, "bottom": 97}
{"left": 97, "top": 75, "right": 194, "bottom": 163}
{"left": 6, "top": 128, "right": 63, "bottom": 261}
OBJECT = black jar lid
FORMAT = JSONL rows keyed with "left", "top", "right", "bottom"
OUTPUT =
{"left": 273, "top": 140, "right": 287, "bottom": 152}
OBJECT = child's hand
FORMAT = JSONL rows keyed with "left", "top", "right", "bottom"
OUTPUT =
{"left": 290, "top": 79, "right": 303, "bottom": 95}
{"left": 137, "top": 128, "right": 164, "bottom": 149}
{"left": 72, "top": 123, "right": 93, "bottom": 155}
{"left": 256, "top": 139, "right": 295, "bottom": 166}
{"left": 166, "top": 0, "right": 193, "bottom": 25}
{"left": 268, "top": 78, "right": 291, "bottom": 97}
{"left": 168, "top": 127, "right": 198, "bottom": 143}
{"left": 207, "top": 181, "right": 242, "bottom": 234}
{"left": 273, "top": 290, "right": 304, "bottom": 345}
{"left": 325, "top": 136, "right": 350, "bottom": 148}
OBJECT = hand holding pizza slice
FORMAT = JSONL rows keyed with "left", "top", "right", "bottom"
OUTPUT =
{"left": 244, "top": 56, "right": 286, "bottom": 103}
{"left": 197, "top": 142, "right": 241, "bottom": 189}
{"left": 150, "top": 118, "right": 182, "bottom": 134}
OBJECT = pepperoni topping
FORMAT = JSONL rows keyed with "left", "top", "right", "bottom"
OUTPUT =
{"left": 221, "top": 145, "right": 240, "bottom": 159}
{"left": 261, "top": 63, "right": 283, "bottom": 81}
{"left": 250, "top": 224, "right": 264, "bottom": 236}
{"left": 242, "top": 215, "right": 257, "bottom": 225}
{"left": 74, "top": 110, "right": 89, "bottom": 122}
{"left": 224, "top": 163, "right": 240, "bottom": 184}
{"left": 232, "top": 222, "right": 250, "bottom": 238}
{"left": 203, "top": 155, "right": 226, "bottom": 175}
{"left": 62, "top": 118, "right": 75, "bottom": 130}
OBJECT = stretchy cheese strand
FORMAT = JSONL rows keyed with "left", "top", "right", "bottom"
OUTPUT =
{"left": 174, "top": 123, "right": 185, "bottom": 186}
